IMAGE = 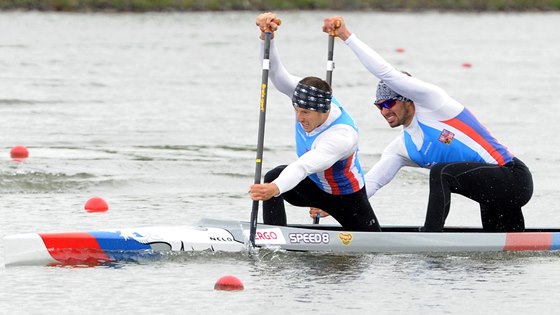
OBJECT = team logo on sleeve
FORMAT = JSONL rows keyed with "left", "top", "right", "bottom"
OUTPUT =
{"left": 438, "top": 129, "right": 455, "bottom": 144}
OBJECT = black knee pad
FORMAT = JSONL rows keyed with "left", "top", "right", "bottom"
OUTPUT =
{"left": 263, "top": 165, "right": 286, "bottom": 183}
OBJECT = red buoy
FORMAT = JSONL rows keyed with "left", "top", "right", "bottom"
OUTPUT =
{"left": 214, "top": 275, "right": 244, "bottom": 291}
{"left": 84, "top": 197, "right": 109, "bottom": 213}
{"left": 462, "top": 62, "right": 472, "bottom": 68}
{"left": 10, "top": 145, "right": 29, "bottom": 160}
{"left": 395, "top": 48, "right": 405, "bottom": 53}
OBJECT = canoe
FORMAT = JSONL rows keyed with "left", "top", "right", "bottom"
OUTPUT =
{"left": 4, "top": 218, "right": 560, "bottom": 266}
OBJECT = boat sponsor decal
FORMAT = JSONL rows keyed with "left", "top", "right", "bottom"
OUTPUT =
{"left": 289, "top": 232, "right": 329, "bottom": 244}
{"left": 255, "top": 228, "right": 286, "bottom": 245}
{"left": 338, "top": 232, "right": 353, "bottom": 246}
{"left": 209, "top": 236, "right": 235, "bottom": 242}
{"left": 207, "top": 228, "right": 244, "bottom": 245}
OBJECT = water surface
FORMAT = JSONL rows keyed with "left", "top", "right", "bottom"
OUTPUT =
{"left": 1, "top": 11, "right": 560, "bottom": 314}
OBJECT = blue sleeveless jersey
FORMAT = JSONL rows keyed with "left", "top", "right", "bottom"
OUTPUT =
{"left": 295, "top": 97, "right": 365, "bottom": 195}
{"left": 404, "top": 107, "right": 514, "bottom": 168}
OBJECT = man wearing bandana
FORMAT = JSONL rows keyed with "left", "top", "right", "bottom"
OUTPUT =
{"left": 249, "top": 12, "right": 381, "bottom": 232}
{"left": 318, "top": 16, "right": 534, "bottom": 232}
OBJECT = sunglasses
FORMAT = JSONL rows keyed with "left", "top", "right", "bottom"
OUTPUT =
{"left": 374, "top": 99, "right": 398, "bottom": 110}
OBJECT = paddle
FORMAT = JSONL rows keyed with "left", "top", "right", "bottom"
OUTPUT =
{"left": 249, "top": 31, "right": 272, "bottom": 248}
{"left": 325, "top": 31, "right": 336, "bottom": 87}
{"left": 325, "top": 20, "right": 341, "bottom": 87}
{"left": 314, "top": 20, "right": 341, "bottom": 225}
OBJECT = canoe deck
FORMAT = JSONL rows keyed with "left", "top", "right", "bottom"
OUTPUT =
{"left": 4, "top": 218, "right": 560, "bottom": 266}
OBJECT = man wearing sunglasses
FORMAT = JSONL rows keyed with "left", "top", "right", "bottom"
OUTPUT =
{"left": 317, "top": 16, "right": 533, "bottom": 232}
{"left": 249, "top": 12, "right": 381, "bottom": 232}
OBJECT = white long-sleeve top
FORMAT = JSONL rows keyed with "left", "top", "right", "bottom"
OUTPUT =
{"left": 344, "top": 34, "right": 513, "bottom": 198}
{"left": 261, "top": 39, "right": 361, "bottom": 195}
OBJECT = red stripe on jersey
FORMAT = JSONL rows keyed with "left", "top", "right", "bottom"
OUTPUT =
{"left": 324, "top": 167, "right": 340, "bottom": 195}
{"left": 343, "top": 154, "right": 361, "bottom": 192}
{"left": 442, "top": 117, "right": 507, "bottom": 165}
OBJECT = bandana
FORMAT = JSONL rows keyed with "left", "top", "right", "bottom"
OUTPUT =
{"left": 375, "top": 81, "right": 410, "bottom": 104}
{"left": 292, "top": 82, "right": 332, "bottom": 113}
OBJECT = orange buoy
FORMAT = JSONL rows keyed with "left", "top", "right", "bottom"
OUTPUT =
{"left": 395, "top": 48, "right": 405, "bottom": 53}
{"left": 10, "top": 145, "right": 29, "bottom": 160}
{"left": 84, "top": 197, "right": 109, "bottom": 213}
{"left": 214, "top": 275, "right": 244, "bottom": 291}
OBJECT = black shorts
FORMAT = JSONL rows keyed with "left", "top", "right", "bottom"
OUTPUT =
{"left": 424, "top": 157, "right": 533, "bottom": 232}
{"left": 262, "top": 165, "right": 381, "bottom": 231}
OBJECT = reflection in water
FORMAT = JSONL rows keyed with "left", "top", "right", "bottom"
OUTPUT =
{"left": 390, "top": 253, "right": 528, "bottom": 286}
{"left": 254, "top": 251, "right": 371, "bottom": 280}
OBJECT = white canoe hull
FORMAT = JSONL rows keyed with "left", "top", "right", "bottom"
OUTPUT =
{"left": 4, "top": 218, "right": 560, "bottom": 266}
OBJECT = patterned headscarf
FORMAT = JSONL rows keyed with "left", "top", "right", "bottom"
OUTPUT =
{"left": 292, "top": 82, "right": 332, "bottom": 113}
{"left": 375, "top": 81, "right": 411, "bottom": 104}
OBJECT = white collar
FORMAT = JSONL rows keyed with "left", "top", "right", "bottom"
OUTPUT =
{"left": 307, "top": 103, "right": 341, "bottom": 136}
{"left": 403, "top": 115, "right": 424, "bottom": 150}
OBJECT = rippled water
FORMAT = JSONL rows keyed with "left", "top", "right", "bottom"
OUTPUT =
{"left": 1, "top": 11, "right": 560, "bottom": 314}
